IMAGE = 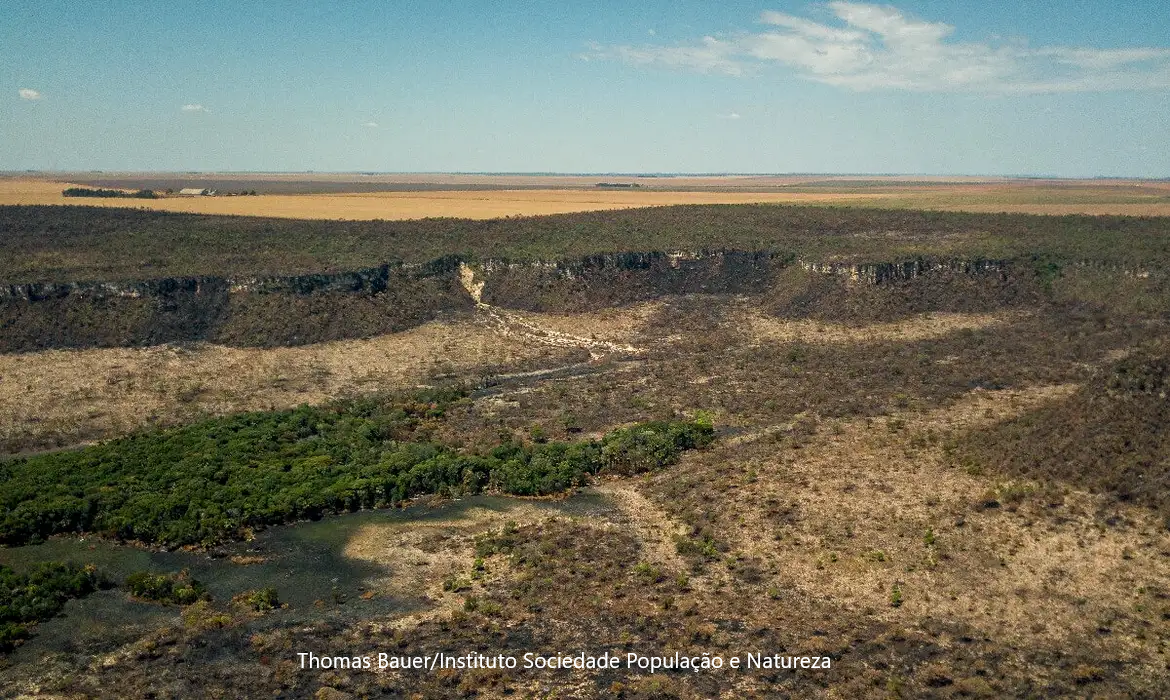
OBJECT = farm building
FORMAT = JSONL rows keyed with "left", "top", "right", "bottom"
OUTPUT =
{"left": 178, "top": 188, "right": 216, "bottom": 196}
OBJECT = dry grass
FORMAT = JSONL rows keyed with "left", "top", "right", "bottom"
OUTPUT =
{"left": 592, "top": 481, "right": 692, "bottom": 574}
{"left": 5, "top": 176, "right": 1169, "bottom": 219}
{"left": 0, "top": 320, "right": 553, "bottom": 452}
{"left": 342, "top": 502, "right": 553, "bottom": 616}
{"left": 503, "top": 301, "right": 664, "bottom": 344}
{"left": 0, "top": 299, "right": 674, "bottom": 453}
{"left": 694, "top": 382, "right": 1170, "bottom": 661}
{"left": 5, "top": 284, "right": 1169, "bottom": 696}
{"left": 743, "top": 308, "right": 1026, "bottom": 344}
{"left": 0, "top": 299, "right": 1024, "bottom": 454}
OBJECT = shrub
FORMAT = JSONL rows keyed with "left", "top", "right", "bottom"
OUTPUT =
{"left": 239, "top": 587, "right": 279, "bottom": 611}
{"left": 0, "top": 562, "right": 111, "bottom": 652}
{"left": 890, "top": 584, "right": 904, "bottom": 608}
{"left": 125, "top": 570, "right": 208, "bottom": 605}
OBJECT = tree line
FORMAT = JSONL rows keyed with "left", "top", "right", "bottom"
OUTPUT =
{"left": 62, "top": 187, "right": 157, "bottom": 199}
{"left": 0, "top": 388, "right": 714, "bottom": 547}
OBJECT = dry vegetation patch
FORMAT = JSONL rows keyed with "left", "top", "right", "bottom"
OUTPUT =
{"left": 743, "top": 308, "right": 1027, "bottom": 345}
{"left": 0, "top": 299, "right": 671, "bottom": 453}
{"left": 340, "top": 501, "right": 576, "bottom": 626}
{"left": 0, "top": 320, "right": 556, "bottom": 453}
{"left": 497, "top": 301, "right": 663, "bottom": 346}
{"left": 643, "top": 383, "right": 1170, "bottom": 688}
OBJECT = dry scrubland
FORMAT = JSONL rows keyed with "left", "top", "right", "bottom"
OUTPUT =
{"left": 0, "top": 304, "right": 1018, "bottom": 454}
{"left": 6, "top": 283, "right": 1170, "bottom": 697}
{"left": 3, "top": 199, "right": 1170, "bottom": 697}
{"left": 3, "top": 175, "right": 1170, "bottom": 218}
{"left": 0, "top": 319, "right": 576, "bottom": 454}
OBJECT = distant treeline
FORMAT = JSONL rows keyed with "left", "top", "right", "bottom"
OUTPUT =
{"left": 62, "top": 187, "right": 157, "bottom": 199}
{"left": 0, "top": 388, "right": 714, "bottom": 547}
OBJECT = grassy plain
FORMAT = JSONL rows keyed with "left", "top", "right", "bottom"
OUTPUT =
{"left": 3, "top": 174, "right": 1170, "bottom": 218}
{"left": 0, "top": 177, "right": 893, "bottom": 220}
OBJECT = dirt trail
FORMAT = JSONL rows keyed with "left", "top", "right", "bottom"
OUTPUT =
{"left": 459, "top": 263, "right": 643, "bottom": 359}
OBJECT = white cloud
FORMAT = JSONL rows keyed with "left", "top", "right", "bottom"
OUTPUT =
{"left": 719, "top": 112, "right": 742, "bottom": 120}
{"left": 585, "top": 38, "right": 746, "bottom": 76}
{"left": 363, "top": 121, "right": 378, "bottom": 128}
{"left": 181, "top": 103, "right": 207, "bottom": 112}
{"left": 18, "top": 88, "right": 42, "bottom": 100}
{"left": 587, "top": 2, "right": 1170, "bottom": 93}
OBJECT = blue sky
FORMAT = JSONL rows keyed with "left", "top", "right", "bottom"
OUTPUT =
{"left": 2, "top": 1, "right": 1169, "bottom": 176}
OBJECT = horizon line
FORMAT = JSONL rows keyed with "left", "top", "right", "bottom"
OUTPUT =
{"left": 4, "top": 170, "right": 1168, "bottom": 181}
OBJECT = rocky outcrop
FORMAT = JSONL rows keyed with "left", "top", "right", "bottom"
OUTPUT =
{"left": 478, "top": 250, "right": 781, "bottom": 311}
{"left": 797, "top": 258, "right": 1011, "bottom": 284}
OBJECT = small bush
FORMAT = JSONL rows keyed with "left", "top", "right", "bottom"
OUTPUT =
{"left": 125, "top": 570, "right": 209, "bottom": 605}
{"left": 240, "top": 587, "right": 279, "bottom": 611}
{"left": 633, "top": 562, "right": 662, "bottom": 583}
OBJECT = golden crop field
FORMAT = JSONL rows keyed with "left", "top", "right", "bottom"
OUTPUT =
{"left": 3, "top": 175, "right": 1169, "bottom": 219}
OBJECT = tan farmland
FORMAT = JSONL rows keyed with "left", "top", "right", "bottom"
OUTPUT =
{"left": 0, "top": 178, "right": 888, "bottom": 219}
{"left": 4, "top": 175, "right": 1170, "bottom": 219}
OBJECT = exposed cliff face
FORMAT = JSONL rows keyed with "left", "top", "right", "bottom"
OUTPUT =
{"left": 478, "top": 250, "right": 780, "bottom": 311}
{"left": 0, "top": 259, "right": 470, "bottom": 352}
{"left": 767, "top": 257, "right": 1046, "bottom": 323}
{"left": 797, "top": 258, "right": 1010, "bottom": 284}
{"left": 0, "top": 251, "right": 1154, "bottom": 352}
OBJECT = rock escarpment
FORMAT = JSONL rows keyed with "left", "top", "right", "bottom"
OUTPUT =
{"left": 0, "top": 251, "right": 1145, "bottom": 352}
